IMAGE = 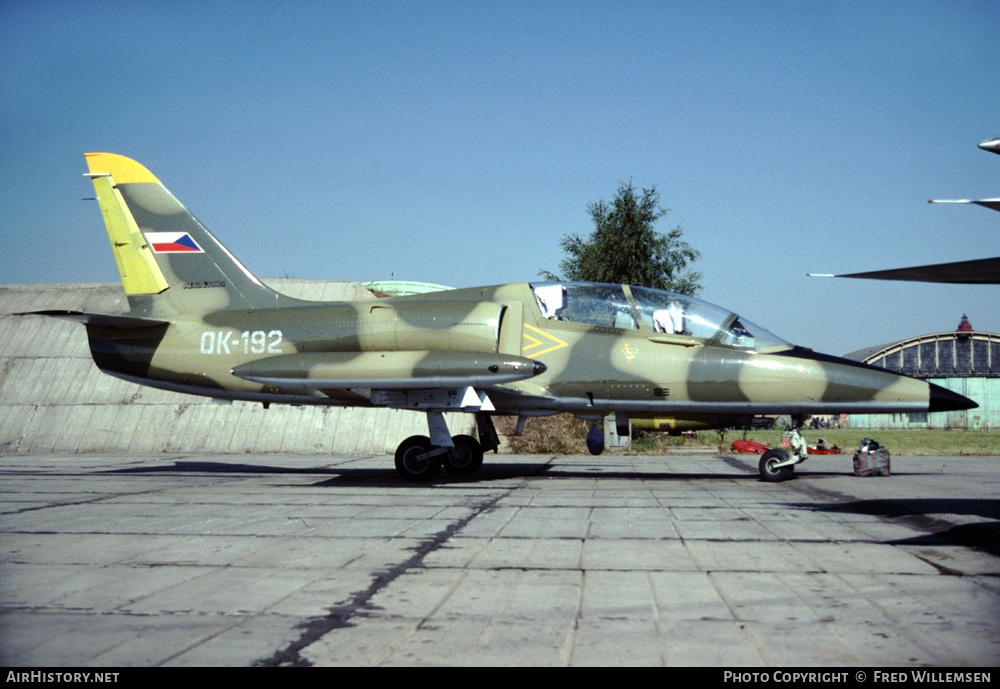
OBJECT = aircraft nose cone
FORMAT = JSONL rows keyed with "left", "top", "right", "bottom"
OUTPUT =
{"left": 533, "top": 360, "right": 548, "bottom": 376}
{"left": 928, "top": 383, "right": 978, "bottom": 413}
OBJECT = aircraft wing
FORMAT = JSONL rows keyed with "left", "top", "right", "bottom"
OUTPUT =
{"left": 928, "top": 198, "right": 1000, "bottom": 213}
{"left": 809, "top": 256, "right": 1000, "bottom": 284}
{"left": 14, "top": 310, "right": 169, "bottom": 328}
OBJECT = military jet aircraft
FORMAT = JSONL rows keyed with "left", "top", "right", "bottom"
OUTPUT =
{"left": 22, "top": 153, "right": 976, "bottom": 482}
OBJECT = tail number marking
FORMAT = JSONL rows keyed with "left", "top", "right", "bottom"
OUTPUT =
{"left": 201, "top": 330, "right": 283, "bottom": 355}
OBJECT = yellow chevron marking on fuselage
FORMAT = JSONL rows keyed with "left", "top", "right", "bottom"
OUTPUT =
{"left": 522, "top": 332, "right": 543, "bottom": 350}
{"left": 522, "top": 323, "right": 568, "bottom": 358}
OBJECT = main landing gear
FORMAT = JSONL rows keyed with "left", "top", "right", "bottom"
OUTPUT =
{"left": 394, "top": 434, "right": 485, "bottom": 480}
{"left": 393, "top": 413, "right": 495, "bottom": 481}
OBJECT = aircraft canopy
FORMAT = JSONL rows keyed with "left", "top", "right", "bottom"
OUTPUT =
{"left": 530, "top": 282, "right": 789, "bottom": 350}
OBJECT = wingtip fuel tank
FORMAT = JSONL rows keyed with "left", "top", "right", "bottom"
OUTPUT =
{"left": 232, "top": 350, "right": 545, "bottom": 390}
{"left": 978, "top": 138, "right": 1000, "bottom": 155}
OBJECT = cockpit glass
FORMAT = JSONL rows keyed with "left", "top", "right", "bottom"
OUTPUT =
{"left": 530, "top": 282, "right": 789, "bottom": 350}
{"left": 716, "top": 316, "right": 789, "bottom": 349}
{"left": 531, "top": 283, "right": 636, "bottom": 329}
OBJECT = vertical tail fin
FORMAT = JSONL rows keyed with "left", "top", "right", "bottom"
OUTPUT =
{"left": 84, "top": 153, "right": 298, "bottom": 316}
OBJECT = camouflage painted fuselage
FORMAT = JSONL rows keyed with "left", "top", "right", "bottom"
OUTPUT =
{"left": 87, "top": 280, "right": 967, "bottom": 423}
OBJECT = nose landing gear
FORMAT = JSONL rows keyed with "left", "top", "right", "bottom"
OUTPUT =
{"left": 758, "top": 425, "right": 809, "bottom": 482}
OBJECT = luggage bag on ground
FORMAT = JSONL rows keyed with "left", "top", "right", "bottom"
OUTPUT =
{"left": 853, "top": 448, "right": 890, "bottom": 477}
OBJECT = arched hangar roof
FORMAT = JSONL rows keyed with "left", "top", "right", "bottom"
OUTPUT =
{"left": 850, "top": 328, "right": 1000, "bottom": 379}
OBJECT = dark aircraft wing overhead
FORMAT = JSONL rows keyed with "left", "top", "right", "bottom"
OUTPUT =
{"left": 809, "top": 256, "right": 1000, "bottom": 284}
{"left": 928, "top": 198, "right": 1000, "bottom": 213}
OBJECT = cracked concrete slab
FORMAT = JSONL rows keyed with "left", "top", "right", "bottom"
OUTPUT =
{"left": 1, "top": 451, "right": 997, "bottom": 666}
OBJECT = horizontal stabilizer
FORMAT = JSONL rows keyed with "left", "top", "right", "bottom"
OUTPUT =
{"left": 14, "top": 310, "right": 169, "bottom": 329}
{"left": 808, "top": 256, "right": 1000, "bottom": 284}
{"left": 232, "top": 350, "right": 547, "bottom": 390}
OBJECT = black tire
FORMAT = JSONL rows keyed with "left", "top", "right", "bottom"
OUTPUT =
{"left": 394, "top": 435, "right": 441, "bottom": 481}
{"left": 442, "top": 435, "right": 484, "bottom": 476}
{"left": 759, "top": 448, "right": 794, "bottom": 482}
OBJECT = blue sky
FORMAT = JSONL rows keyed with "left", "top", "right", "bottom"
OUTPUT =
{"left": 2, "top": 0, "right": 998, "bottom": 355}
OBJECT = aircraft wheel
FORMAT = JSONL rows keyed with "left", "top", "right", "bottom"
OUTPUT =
{"left": 395, "top": 435, "right": 441, "bottom": 481}
{"left": 442, "top": 435, "right": 484, "bottom": 476}
{"left": 759, "top": 448, "right": 794, "bottom": 482}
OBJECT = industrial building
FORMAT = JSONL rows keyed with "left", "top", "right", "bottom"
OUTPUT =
{"left": 846, "top": 315, "right": 1000, "bottom": 430}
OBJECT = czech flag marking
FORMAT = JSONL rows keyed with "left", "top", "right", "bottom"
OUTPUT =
{"left": 146, "top": 232, "right": 204, "bottom": 253}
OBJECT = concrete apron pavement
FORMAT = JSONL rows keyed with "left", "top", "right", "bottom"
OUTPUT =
{"left": 1, "top": 451, "right": 998, "bottom": 666}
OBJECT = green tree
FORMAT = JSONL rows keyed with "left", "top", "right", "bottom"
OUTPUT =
{"left": 542, "top": 181, "right": 701, "bottom": 295}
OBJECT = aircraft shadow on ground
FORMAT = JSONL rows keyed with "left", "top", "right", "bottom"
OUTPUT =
{"left": 100, "top": 458, "right": 769, "bottom": 486}
{"left": 103, "top": 461, "right": 345, "bottom": 475}
{"left": 792, "top": 498, "right": 1000, "bottom": 557}
{"left": 101, "top": 459, "right": 553, "bottom": 484}
{"left": 100, "top": 457, "right": 972, "bottom": 490}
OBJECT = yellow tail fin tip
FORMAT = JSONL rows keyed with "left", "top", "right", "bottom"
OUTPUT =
{"left": 84, "top": 153, "right": 160, "bottom": 184}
